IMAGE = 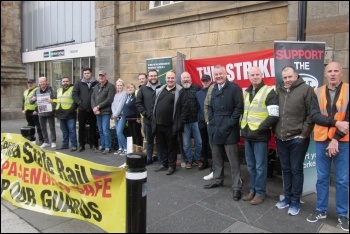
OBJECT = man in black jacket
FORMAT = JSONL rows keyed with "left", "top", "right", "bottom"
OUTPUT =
{"left": 72, "top": 67, "right": 98, "bottom": 152}
{"left": 240, "top": 66, "right": 279, "bottom": 205}
{"left": 136, "top": 69, "right": 162, "bottom": 165}
{"left": 152, "top": 71, "right": 188, "bottom": 175}
{"left": 204, "top": 65, "right": 244, "bottom": 202}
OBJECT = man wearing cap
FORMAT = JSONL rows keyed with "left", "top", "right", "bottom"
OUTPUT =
{"left": 195, "top": 74, "right": 212, "bottom": 170}
{"left": 72, "top": 67, "right": 99, "bottom": 152}
{"left": 22, "top": 79, "right": 44, "bottom": 144}
{"left": 91, "top": 70, "right": 116, "bottom": 155}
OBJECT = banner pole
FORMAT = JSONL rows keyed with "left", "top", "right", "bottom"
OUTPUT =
{"left": 126, "top": 153, "right": 147, "bottom": 233}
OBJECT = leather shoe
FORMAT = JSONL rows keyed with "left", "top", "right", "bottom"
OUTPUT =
{"left": 154, "top": 165, "right": 168, "bottom": 172}
{"left": 203, "top": 182, "right": 223, "bottom": 189}
{"left": 78, "top": 146, "right": 85, "bottom": 152}
{"left": 233, "top": 190, "right": 242, "bottom": 201}
{"left": 166, "top": 167, "right": 175, "bottom": 175}
{"left": 198, "top": 162, "right": 209, "bottom": 171}
{"left": 242, "top": 191, "right": 255, "bottom": 201}
{"left": 251, "top": 195, "right": 264, "bottom": 205}
{"left": 58, "top": 146, "right": 68, "bottom": 150}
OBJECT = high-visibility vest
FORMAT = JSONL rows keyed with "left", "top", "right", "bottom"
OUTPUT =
{"left": 314, "top": 83, "right": 349, "bottom": 141}
{"left": 56, "top": 86, "right": 74, "bottom": 110}
{"left": 23, "top": 87, "right": 38, "bottom": 111}
{"left": 241, "top": 85, "right": 272, "bottom": 130}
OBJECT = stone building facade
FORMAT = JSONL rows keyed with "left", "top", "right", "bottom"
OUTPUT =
{"left": 1, "top": 1, "right": 349, "bottom": 120}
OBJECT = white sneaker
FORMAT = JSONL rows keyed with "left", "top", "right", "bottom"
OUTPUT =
{"left": 203, "top": 172, "right": 213, "bottom": 180}
{"left": 31, "top": 141, "right": 36, "bottom": 144}
{"left": 51, "top": 143, "right": 56, "bottom": 148}
{"left": 40, "top": 143, "right": 50, "bottom": 148}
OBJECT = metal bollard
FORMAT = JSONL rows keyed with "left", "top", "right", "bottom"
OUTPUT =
{"left": 20, "top": 126, "right": 36, "bottom": 141}
{"left": 126, "top": 152, "right": 147, "bottom": 233}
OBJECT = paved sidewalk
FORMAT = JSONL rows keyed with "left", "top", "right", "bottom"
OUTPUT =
{"left": 1, "top": 119, "right": 347, "bottom": 233}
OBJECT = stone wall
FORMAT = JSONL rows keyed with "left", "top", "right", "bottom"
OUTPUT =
{"left": 1, "top": 1, "right": 27, "bottom": 120}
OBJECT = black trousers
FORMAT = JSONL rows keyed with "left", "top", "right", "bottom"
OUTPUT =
{"left": 156, "top": 124, "right": 177, "bottom": 169}
{"left": 77, "top": 110, "right": 98, "bottom": 147}
{"left": 25, "top": 111, "right": 44, "bottom": 142}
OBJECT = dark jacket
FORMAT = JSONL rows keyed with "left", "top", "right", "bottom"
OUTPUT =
{"left": 274, "top": 77, "right": 314, "bottom": 140}
{"left": 91, "top": 81, "right": 116, "bottom": 115}
{"left": 208, "top": 81, "right": 243, "bottom": 144}
{"left": 72, "top": 78, "right": 98, "bottom": 112}
{"left": 135, "top": 80, "right": 162, "bottom": 125}
{"left": 241, "top": 82, "right": 279, "bottom": 142}
{"left": 182, "top": 84, "right": 201, "bottom": 123}
{"left": 124, "top": 93, "right": 141, "bottom": 119}
{"left": 55, "top": 84, "right": 78, "bottom": 120}
{"left": 196, "top": 87, "right": 209, "bottom": 123}
{"left": 152, "top": 84, "right": 188, "bottom": 135}
{"left": 30, "top": 85, "right": 57, "bottom": 117}
{"left": 310, "top": 81, "right": 349, "bottom": 141}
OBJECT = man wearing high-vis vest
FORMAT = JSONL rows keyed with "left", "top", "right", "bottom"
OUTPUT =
{"left": 22, "top": 79, "right": 44, "bottom": 144}
{"left": 56, "top": 76, "right": 78, "bottom": 152}
{"left": 307, "top": 62, "right": 349, "bottom": 232}
{"left": 240, "top": 66, "right": 279, "bottom": 205}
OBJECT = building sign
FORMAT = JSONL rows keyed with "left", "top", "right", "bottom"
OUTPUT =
{"left": 43, "top": 49, "right": 65, "bottom": 58}
{"left": 146, "top": 57, "right": 173, "bottom": 84}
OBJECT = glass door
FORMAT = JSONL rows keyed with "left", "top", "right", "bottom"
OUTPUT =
{"left": 51, "top": 59, "right": 73, "bottom": 90}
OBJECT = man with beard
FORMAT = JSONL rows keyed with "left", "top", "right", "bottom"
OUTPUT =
{"left": 55, "top": 76, "right": 78, "bottom": 151}
{"left": 136, "top": 69, "right": 163, "bottom": 165}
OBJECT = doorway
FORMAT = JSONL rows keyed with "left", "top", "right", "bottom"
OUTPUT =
{"left": 51, "top": 59, "right": 73, "bottom": 90}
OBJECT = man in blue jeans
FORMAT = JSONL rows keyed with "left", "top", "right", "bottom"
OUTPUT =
{"left": 307, "top": 61, "right": 349, "bottom": 232}
{"left": 91, "top": 70, "right": 115, "bottom": 155}
{"left": 240, "top": 66, "right": 279, "bottom": 205}
{"left": 274, "top": 66, "right": 314, "bottom": 215}
{"left": 180, "top": 71, "right": 202, "bottom": 169}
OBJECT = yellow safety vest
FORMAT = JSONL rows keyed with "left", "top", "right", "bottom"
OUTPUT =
{"left": 56, "top": 86, "right": 74, "bottom": 110}
{"left": 241, "top": 85, "right": 272, "bottom": 130}
{"left": 24, "top": 87, "right": 38, "bottom": 111}
{"left": 314, "top": 83, "right": 349, "bottom": 141}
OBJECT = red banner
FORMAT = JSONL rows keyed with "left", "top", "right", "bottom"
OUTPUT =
{"left": 184, "top": 49, "right": 275, "bottom": 89}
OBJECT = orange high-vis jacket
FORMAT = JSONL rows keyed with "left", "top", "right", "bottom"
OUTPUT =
{"left": 314, "top": 83, "right": 349, "bottom": 141}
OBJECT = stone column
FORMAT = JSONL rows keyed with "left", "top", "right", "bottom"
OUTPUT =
{"left": 95, "top": 2, "right": 119, "bottom": 84}
{"left": 1, "top": 1, "right": 27, "bottom": 120}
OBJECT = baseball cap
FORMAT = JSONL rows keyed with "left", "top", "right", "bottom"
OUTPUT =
{"left": 98, "top": 70, "right": 107, "bottom": 76}
{"left": 27, "top": 79, "right": 35, "bottom": 83}
{"left": 201, "top": 74, "right": 211, "bottom": 81}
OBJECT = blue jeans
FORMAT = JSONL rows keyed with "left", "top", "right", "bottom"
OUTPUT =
{"left": 59, "top": 118, "right": 77, "bottom": 148}
{"left": 245, "top": 140, "right": 268, "bottom": 196}
{"left": 315, "top": 141, "right": 349, "bottom": 217}
{"left": 276, "top": 137, "right": 310, "bottom": 203}
{"left": 115, "top": 114, "right": 126, "bottom": 150}
{"left": 182, "top": 122, "right": 202, "bottom": 162}
{"left": 96, "top": 114, "right": 111, "bottom": 149}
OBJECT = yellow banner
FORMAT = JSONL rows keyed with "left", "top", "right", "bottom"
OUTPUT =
{"left": 1, "top": 133, "right": 126, "bottom": 233}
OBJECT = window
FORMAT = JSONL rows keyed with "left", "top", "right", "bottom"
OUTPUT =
{"left": 149, "top": 1, "right": 181, "bottom": 9}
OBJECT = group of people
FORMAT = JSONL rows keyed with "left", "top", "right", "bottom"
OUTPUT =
{"left": 22, "top": 61, "right": 348, "bottom": 231}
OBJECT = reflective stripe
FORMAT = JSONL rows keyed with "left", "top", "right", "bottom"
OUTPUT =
{"left": 241, "top": 86, "right": 272, "bottom": 130}
{"left": 126, "top": 171, "right": 147, "bottom": 180}
{"left": 314, "top": 83, "right": 349, "bottom": 141}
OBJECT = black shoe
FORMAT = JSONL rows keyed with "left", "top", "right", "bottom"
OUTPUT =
{"left": 146, "top": 158, "right": 153, "bottom": 165}
{"left": 233, "top": 190, "right": 242, "bottom": 201}
{"left": 58, "top": 146, "right": 68, "bottom": 150}
{"left": 203, "top": 182, "right": 223, "bottom": 189}
{"left": 154, "top": 165, "right": 168, "bottom": 172}
{"left": 166, "top": 167, "right": 175, "bottom": 175}
{"left": 198, "top": 162, "right": 209, "bottom": 171}
{"left": 70, "top": 147, "right": 77, "bottom": 152}
{"left": 78, "top": 146, "right": 85, "bottom": 152}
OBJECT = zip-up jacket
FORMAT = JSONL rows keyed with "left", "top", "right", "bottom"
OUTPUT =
{"left": 30, "top": 85, "right": 57, "bottom": 117}
{"left": 72, "top": 78, "right": 98, "bottom": 112}
{"left": 91, "top": 81, "right": 115, "bottom": 115}
{"left": 311, "top": 82, "right": 349, "bottom": 142}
